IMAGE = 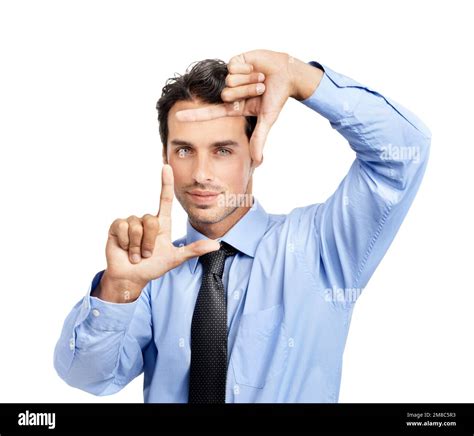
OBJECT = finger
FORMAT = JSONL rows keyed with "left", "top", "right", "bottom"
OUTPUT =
{"left": 250, "top": 116, "right": 273, "bottom": 168}
{"left": 176, "top": 104, "right": 230, "bottom": 122}
{"left": 175, "top": 239, "right": 221, "bottom": 263}
{"left": 221, "top": 82, "right": 265, "bottom": 102}
{"left": 228, "top": 53, "right": 248, "bottom": 65}
{"left": 227, "top": 62, "right": 254, "bottom": 75}
{"left": 141, "top": 214, "right": 159, "bottom": 258}
{"left": 109, "top": 219, "right": 130, "bottom": 250}
{"left": 127, "top": 215, "right": 143, "bottom": 263}
{"left": 158, "top": 164, "right": 174, "bottom": 219}
{"left": 225, "top": 72, "right": 265, "bottom": 88}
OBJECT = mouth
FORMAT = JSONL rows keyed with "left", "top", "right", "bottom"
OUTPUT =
{"left": 186, "top": 191, "right": 221, "bottom": 205}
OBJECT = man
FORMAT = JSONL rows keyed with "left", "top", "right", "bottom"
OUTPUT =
{"left": 54, "top": 49, "right": 431, "bottom": 403}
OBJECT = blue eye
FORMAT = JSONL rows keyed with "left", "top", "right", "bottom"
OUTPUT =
{"left": 217, "top": 148, "right": 231, "bottom": 156}
{"left": 177, "top": 147, "right": 190, "bottom": 157}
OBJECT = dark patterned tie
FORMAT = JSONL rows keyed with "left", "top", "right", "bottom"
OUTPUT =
{"left": 188, "top": 241, "right": 238, "bottom": 403}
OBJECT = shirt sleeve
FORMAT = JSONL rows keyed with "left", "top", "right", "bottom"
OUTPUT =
{"left": 53, "top": 269, "right": 153, "bottom": 395}
{"left": 294, "top": 61, "right": 431, "bottom": 306}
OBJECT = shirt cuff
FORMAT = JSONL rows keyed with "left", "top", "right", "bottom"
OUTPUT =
{"left": 74, "top": 269, "right": 141, "bottom": 331}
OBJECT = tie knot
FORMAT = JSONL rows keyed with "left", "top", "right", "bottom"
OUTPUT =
{"left": 199, "top": 241, "right": 238, "bottom": 277}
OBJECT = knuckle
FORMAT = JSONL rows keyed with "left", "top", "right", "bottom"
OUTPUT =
{"left": 111, "top": 218, "right": 123, "bottom": 230}
{"left": 225, "top": 75, "right": 236, "bottom": 87}
{"left": 160, "top": 194, "right": 173, "bottom": 204}
{"left": 141, "top": 241, "right": 155, "bottom": 252}
{"left": 111, "top": 218, "right": 122, "bottom": 227}
{"left": 129, "top": 225, "right": 143, "bottom": 240}
{"left": 118, "top": 239, "right": 129, "bottom": 249}
{"left": 150, "top": 219, "right": 160, "bottom": 229}
{"left": 127, "top": 215, "right": 139, "bottom": 223}
{"left": 221, "top": 88, "right": 232, "bottom": 102}
{"left": 143, "top": 214, "right": 159, "bottom": 228}
{"left": 117, "top": 220, "right": 129, "bottom": 232}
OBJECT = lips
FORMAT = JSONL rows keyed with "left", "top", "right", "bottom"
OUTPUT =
{"left": 188, "top": 190, "right": 220, "bottom": 196}
{"left": 187, "top": 190, "right": 221, "bottom": 204}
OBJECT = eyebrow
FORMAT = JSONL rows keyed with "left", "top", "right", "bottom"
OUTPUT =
{"left": 170, "top": 139, "right": 239, "bottom": 148}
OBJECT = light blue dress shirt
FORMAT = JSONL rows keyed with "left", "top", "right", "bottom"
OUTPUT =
{"left": 54, "top": 61, "right": 431, "bottom": 402}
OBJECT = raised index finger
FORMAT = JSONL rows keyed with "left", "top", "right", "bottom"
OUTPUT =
{"left": 158, "top": 164, "right": 174, "bottom": 218}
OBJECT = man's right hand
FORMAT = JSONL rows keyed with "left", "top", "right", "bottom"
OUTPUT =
{"left": 93, "top": 164, "right": 220, "bottom": 303}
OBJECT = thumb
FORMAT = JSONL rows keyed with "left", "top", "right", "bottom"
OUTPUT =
{"left": 249, "top": 116, "right": 272, "bottom": 168}
{"left": 176, "top": 239, "right": 221, "bottom": 263}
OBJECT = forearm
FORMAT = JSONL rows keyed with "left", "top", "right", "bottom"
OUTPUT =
{"left": 54, "top": 271, "right": 148, "bottom": 395}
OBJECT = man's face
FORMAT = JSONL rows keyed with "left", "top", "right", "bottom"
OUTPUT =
{"left": 166, "top": 99, "right": 253, "bottom": 226}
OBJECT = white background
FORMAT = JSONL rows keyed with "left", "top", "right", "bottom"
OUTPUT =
{"left": 0, "top": 0, "right": 473, "bottom": 403}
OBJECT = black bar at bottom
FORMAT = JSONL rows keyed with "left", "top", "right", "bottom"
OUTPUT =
{"left": 0, "top": 403, "right": 472, "bottom": 434}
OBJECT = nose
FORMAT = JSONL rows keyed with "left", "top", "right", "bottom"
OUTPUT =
{"left": 191, "top": 152, "right": 214, "bottom": 184}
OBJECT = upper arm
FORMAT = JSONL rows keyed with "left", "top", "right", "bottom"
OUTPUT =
{"left": 294, "top": 63, "right": 431, "bottom": 305}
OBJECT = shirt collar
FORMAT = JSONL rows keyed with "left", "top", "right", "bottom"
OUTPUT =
{"left": 185, "top": 196, "right": 269, "bottom": 274}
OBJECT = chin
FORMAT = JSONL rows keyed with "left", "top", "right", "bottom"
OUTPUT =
{"left": 187, "top": 205, "right": 223, "bottom": 225}
{"left": 187, "top": 203, "right": 237, "bottom": 226}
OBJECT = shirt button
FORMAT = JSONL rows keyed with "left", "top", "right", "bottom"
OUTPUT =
{"left": 69, "top": 338, "right": 75, "bottom": 350}
{"left": 92, "top": 309, "right": 100, "bottom": 317}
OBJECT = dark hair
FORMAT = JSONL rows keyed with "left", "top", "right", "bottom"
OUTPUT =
{"left": 156, "top": 58, "right": 257, "bottom": 157}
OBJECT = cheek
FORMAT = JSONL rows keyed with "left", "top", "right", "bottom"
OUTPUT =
{"left": 219, "top": 162, "right": 250, "bottom": 192}
{"left": 167, "top": 162, "right": 187, "bottom": 188}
